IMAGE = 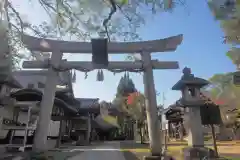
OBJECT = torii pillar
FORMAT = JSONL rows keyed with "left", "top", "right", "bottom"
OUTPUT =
{"left": 21, "top": 34, "right": 183, "bottom": 157}
{"left": 142, "top": 52, "right": 162, "bottom": 156}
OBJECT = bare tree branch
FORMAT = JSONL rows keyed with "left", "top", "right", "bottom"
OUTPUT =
{"left": 7, "top": 1, "right": 23, "bottom": 33}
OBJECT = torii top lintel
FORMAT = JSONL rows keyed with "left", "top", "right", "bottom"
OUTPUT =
{"left": 22, "top": 34, "right": 183, "bottom": 54}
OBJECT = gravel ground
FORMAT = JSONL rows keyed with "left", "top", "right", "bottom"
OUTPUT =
{"left": 1, "top": 141, "right": 239, "bottom": 160}
{"left": 119, "top": 141, "right": 240, "bottom": 160}
{"left": 0, "top": 141, "right": 103, "bottom": 160}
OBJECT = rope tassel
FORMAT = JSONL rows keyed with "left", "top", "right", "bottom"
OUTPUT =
{"left": 97, "top": 69, "right": 104, "bottom": 81}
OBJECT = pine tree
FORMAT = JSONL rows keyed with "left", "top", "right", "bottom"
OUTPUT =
{"left": 116, "top": 72, "right": 136, "bottom": 97}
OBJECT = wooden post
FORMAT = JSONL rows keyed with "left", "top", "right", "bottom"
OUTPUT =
{"left": 56, "top": 120, "right": 63, "bottom": 148}
{"left": 168, "top": 122, "right": 171, "bottom": 139}
{"left": 0, "top": 114, "right": 2, "bottom": 136}
{"left": 163, "top": 130, "right": 168, "bottom": 153}
{"left": 23, "top": 106, "right": 31, "bottom": 150}
{"left": 86, "top": 114, "right": 91, "bottom": 143}
{"left": 211, "top": 124, "right": 219, "bottom": 157}
{"left": 9, "top": 107, "right": 19, "bottom": 144}
{"left": 68, "top": 120, "right": 72, "bottom": 138}
{"left": 179, "top": 122, "right": 184, "bottom": 141}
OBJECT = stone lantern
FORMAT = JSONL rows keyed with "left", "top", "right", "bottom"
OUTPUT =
{"left": 172, "top": 67, "right": 215, "bottom": 159}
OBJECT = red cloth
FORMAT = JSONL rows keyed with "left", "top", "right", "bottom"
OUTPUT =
{"left": 214, "top": 100, "right": 225, "bottom": 105}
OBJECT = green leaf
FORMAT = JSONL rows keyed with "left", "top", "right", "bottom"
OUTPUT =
{"left": 121, "top": 0, "right": 128, "bottom": 5}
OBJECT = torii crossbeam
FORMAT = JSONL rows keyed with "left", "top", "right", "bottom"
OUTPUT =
{"left": 22, "top": 34, "right": 182, "bottom": 53}
{"left": 21, "top": 34, "right": 183, "bottom": 157}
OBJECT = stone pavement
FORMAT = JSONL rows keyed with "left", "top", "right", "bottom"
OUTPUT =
{"left": 68, "top": 141, "right": 174, "bottom": 160}
{"left": 67, "top": 141, "right": 127, "bottom": 160}
{"left": 119, "top": 141, "right": 147, "bottom": 160}
{"left": 0, "top": 141, "right": 136, "bottom": 160}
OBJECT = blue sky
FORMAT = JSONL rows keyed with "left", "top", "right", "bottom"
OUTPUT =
{"left": 13, "top": 0, "right": 236, "bottom": 107}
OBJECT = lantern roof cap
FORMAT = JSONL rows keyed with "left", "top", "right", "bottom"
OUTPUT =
{"left": 172, "top": 67, "right": 209, "bottom": 90}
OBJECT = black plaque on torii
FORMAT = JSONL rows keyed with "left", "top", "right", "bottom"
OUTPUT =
{"left": 91, "top": 38, "right": 109, "bottom": 69}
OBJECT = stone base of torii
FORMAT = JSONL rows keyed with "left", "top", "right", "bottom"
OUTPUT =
{"left": 21, "top": 34, "right": 183, "bottom": 159}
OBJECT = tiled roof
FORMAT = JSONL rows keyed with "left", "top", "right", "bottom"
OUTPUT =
{"left": 13, "top": 70, "right": 72, "bottom": 86}
{"left": 0, "top": 74, "right": 22, "bottom": 88}
{"left": 12, "top": 70, "right": 48, "bottom": 76}
{"left": 76, "top": 98, "right": 99, "bottom": 108}
{"left": 10, "top": 88, "right": 78, "bottom": 113}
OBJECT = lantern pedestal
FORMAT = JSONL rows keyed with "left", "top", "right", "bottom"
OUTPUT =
{"left": 144, "top": 155, "right": 175, "bottom": 160}
{"left": 182, "top": 106, "right": 217, "bottom": 159}
{"left": 181, "top": 107, "right": 216, "bottom": 160}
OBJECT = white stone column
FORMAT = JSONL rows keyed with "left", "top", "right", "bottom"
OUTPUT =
{"left": 183, "top": 87, "right": 204, "bottom": 147}
{"left": 142, "top": 53, "right": 162, "bottom": 156}
{"left": 187, "top": 107, "right": 204, "bottom": 147}
{"left": 33, "top": 51, "right": 63, "bottom": 151}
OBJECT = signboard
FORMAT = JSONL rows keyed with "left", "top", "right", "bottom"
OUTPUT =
{"left": 91, "top": 38, "right": 108, "bottom": 68}
{"left": 161, "top": 121, "right": 169, "bottom": 130}
{"left": 233, "top": 71, "right": 240, "bottom": 85}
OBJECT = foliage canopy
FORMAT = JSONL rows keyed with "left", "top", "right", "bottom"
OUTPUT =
{"left": 1, "top": 0, "right": 187, "bottom": 68}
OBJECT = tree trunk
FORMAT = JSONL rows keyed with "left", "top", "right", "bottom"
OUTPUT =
{"left": 139, "top": 127, "right": 144, "bottom": 144}
{"left": 179, "top": 123, "right": 184, "bottom": 141}
{"left": 232, "top": 128, "right": 237, "bottom": 140}
{"left": 236, "top": 127, "right": 240, "bottom": 140}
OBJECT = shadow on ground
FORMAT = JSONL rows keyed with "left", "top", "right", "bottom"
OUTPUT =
{"left": 119, "top": 141, "right": 148, "bottom": 149}
{"left": 120, "top": 141, "right": 149, "bottom": 160}
{"left": 119, "top": 141, "right": 240, "bottom": 160}
{"left": 168, "top": 143, "right": 239, "bottom": 147}
{"left": 221, "top": 153, "right": 240, "bottom": 159}
{"left": 122, "top": 151, "right": 141, "bottom": 160}
{"left": 0, "top": 150, "right": 83, "bottom": 160}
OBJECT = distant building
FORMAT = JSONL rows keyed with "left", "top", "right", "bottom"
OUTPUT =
{"left": 0, "top": 69, "right": 120, "bottom": 146}
{"left": 0, "top": 69, "right": 75, "bottom": 139}
{"left": 12, "top": 70, "right": 74, "bottom": 93}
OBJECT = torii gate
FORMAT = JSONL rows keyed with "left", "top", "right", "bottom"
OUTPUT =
{"left": 21, "top": 34, "right": 183, "bottom": 157}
